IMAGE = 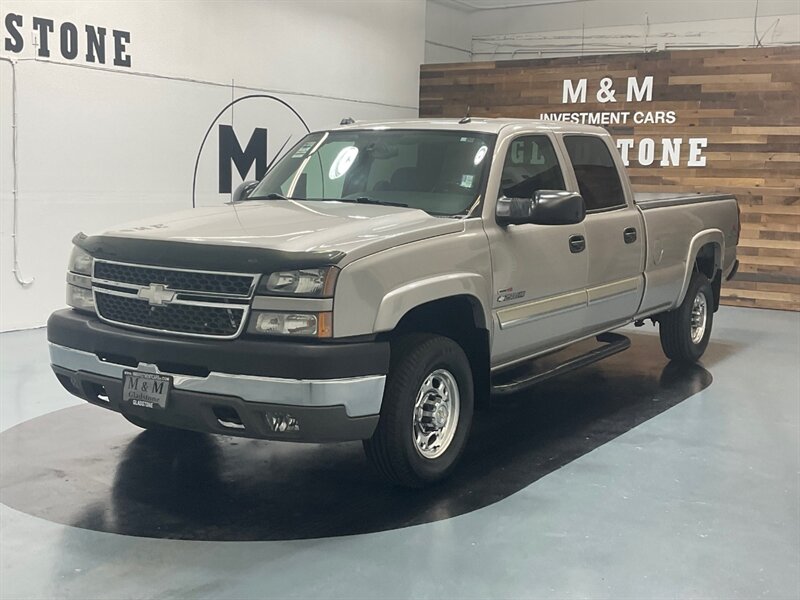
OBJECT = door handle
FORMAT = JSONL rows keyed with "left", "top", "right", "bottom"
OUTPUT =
{"left": 624, "top": 227, "right": 638, "bottom": 244}
{"left": 569, "top": 235, "right": 586, "bottom": 253}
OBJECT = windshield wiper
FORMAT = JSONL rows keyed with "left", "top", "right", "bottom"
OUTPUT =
{"left": 246, "top": 192, "right": 290, "bottom": 200}
{"left": 342, "top": 196, "right": 409, "bottom": 208}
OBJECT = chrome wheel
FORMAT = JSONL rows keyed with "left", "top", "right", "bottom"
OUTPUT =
{"left": 690, "top": 291, "right": 708, "bottom": 344}
{"left": 412, "top": 369, "right": 460, "bottom": 460}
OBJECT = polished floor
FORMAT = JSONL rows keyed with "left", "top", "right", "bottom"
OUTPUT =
{"left": 1, "top": 306, "right": 798, "bottom": 599}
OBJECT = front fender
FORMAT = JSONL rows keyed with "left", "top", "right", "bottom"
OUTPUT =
{"left": 373, "top": 272, "right": 491, "bottom": 333}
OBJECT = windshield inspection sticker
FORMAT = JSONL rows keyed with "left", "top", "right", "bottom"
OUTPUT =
{"left": 460, "top": 174, "right": 474, "bottom": 188}
{"left": 292, "top": 141, "right": 316, "bottom": 158}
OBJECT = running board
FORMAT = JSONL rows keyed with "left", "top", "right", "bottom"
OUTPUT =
{"left": 490, "top": 332, "right": 631, "bottom": 397}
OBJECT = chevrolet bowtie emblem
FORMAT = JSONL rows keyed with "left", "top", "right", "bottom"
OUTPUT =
{"left": 138, "top": 283, "right": 177, "bottom": 306}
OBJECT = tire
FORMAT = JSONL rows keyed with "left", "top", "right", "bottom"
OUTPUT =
{"left": 659, "top": 271, "right": 714, "bottom": 362}
{"left": 364, "top": 333, "right": 474, "bottom": 488}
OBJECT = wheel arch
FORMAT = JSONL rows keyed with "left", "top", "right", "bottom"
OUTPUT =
{"left": 376, "top": 286, "right": 492, "bottom": 408}
{"left": 373, "top": 273, "right": 491, "bottom": 334}
{"left": 676, "top": 230, "right": 724, "bottom": 309}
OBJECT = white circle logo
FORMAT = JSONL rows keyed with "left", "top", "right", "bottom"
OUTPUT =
{"left": 328, "top": 146, "right": 359, "bottom": 180}
{"left": 473, "top": 144, "right": 488, "bottom": 166}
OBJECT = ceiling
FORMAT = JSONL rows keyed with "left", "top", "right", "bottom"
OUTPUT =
{"left": 432, "top": 0, "right": 595, "bottom": 11}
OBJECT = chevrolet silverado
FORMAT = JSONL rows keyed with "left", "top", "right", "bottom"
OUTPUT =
{"left": 48, "top": 119, "right": 740, "bottom": 487}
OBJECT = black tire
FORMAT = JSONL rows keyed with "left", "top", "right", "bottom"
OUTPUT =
{"left": 363, "top": 334, "right": 474, "bottom": 488}
{"left": 659, "top": 271, "right": 714, "bottom": 362}
{"left": 122, "top": 412, "right": 174, "bottom": 432}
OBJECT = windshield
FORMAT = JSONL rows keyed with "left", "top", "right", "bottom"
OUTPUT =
{"left": 248, "top": 129, "right": 496, "bottom": 216}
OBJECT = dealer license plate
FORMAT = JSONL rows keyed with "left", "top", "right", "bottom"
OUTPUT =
{"left": 122, "top": 370, "right": 172, "bottom": 410}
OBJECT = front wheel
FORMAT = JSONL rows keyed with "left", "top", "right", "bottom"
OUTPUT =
{"left": 658, "top": 271, "right": 714, "bottom": 362}
{"left": 364, "top": 334, "right": 474, "bottom": 488}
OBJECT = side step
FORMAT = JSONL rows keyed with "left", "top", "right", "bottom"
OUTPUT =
{"left": 490, "top": 332, "right": 631, "bottom": 397}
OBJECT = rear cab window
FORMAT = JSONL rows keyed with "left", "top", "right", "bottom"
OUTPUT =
{"left": 563, "top": 135, "right": 626, "bottom": 211}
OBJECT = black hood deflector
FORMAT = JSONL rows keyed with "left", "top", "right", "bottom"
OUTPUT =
{"left": 74, "top": 233, "right": 345, "bottom": 273}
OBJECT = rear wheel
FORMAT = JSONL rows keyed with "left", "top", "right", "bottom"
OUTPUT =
{"left": 364, "top": 334, "right": 474, "bottom": 488}
{"left": 658, "top": 271, "right": 714, "bottom": 362}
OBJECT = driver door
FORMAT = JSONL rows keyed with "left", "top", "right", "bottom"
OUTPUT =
{"left": 485, "top": 134, "right": 590, "bottom": 368}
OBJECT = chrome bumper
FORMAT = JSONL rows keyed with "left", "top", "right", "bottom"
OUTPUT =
{"left": 49, "top": 343, "right": 386, "bottom": 418}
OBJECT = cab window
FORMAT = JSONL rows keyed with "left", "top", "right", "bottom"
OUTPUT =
{"left": 563, "top": 135, "right": 626, "bottom": 211}
{"left": 500, "top": 135, "right": 565, "bottom": 199}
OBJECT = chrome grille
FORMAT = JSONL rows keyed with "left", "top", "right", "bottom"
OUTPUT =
{"left": 92, "top": 260, "right": 256, "bottom": 339}
{"left": 95, "top": 292, "right": 244, "bottom": 337}
{"left": 94, "top": 261, "right": 254, "bottom": 297}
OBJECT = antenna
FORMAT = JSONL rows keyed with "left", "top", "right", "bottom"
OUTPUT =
{"left": 340, "top": 117, "right": 355, "bottom": 125}
{"left": 265, "top": 135, "right": 293, "bottom": 173}
{"left": 459, "top": 106, "right": 471, "bottom": 124}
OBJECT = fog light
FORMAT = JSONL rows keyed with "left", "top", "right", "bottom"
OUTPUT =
{"left": 250, "top": 311, "right": 332, "bottom": 338}
{"left": 256, "top": 312, "right": 317, "bottom": 336}
{"left": 265, "top": 412, "right": 300, "bottom": 433}
{"left": 66, "top": 284, "right": 95, "bottom": 312}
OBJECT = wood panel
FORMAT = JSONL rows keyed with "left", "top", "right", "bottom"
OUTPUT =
{"left": 420, "top": 46, "right": 800, "bottom": 311}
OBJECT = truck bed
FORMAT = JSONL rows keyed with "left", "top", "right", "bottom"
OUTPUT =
{"left": 633, "top": 191, "right": 739, "bottom": 317}
{"left": 634, "top": 192, "right": 734, "bottom": 210}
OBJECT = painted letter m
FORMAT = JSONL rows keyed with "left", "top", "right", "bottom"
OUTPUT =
{"left": 218, "top": 125, "right": 267, "bottom": 194}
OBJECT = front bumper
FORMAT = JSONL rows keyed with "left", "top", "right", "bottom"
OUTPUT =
{"left": 47, "top": 310, "right": 388, "bottom": 442}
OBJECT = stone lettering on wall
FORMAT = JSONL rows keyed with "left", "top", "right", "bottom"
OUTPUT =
{"left": 3, "top": 12, "right": 131, "bottom": 67}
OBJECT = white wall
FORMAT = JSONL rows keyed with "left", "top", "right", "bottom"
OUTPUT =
{"left": 426, "top": 0, "right": 800, "bottom": 61}
{"left": 425, "top": 1, "right": 472, "bottom": 63}
{"left": 0, "top": 0, "right": 425, "bottom": 331}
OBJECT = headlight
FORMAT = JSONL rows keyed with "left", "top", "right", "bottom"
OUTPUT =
{"left": 250, "top": 311, "right": 332, "bottom": 338}
{"left": 257, "top": 267, "right": 338, "bottom": 297}
{"left": 68, "top": 246, "right": 93, "bottom": 275}
{"left": 66, "top": 246, "right": 95, "bottom": 312}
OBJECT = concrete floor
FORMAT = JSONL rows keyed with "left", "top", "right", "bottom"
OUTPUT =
{"left": 1, "top": 305, "right": 798, "bottom": 599}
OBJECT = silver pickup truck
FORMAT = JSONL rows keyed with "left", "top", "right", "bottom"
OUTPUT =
{"left": 48, "top": 118, "right": 739, "bottom": 487}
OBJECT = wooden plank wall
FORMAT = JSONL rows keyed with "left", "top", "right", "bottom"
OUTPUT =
{"left": 420, "top": 46, "right": 800, "bottom": 311}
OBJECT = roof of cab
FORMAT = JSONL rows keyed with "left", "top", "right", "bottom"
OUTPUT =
{"left": 332, "top": 118, "right": 609, "bottom": 136}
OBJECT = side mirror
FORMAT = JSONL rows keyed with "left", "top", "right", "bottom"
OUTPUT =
{"left": 232, "top": 180, "right": 259, "bottom": 203}
{"left": 496, "top": 190, "right": 586, "bottom": 226}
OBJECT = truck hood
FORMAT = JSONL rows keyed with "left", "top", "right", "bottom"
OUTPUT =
{"left": 97, "top": 200, "right": 464, "bottom": 265}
